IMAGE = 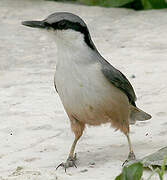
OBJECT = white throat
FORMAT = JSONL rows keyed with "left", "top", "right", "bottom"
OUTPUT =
{"left": 48, "top": 29, "right": 96, "bottom": 67}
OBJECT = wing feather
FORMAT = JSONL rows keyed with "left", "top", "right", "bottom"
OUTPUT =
{"left": 101, "top": 59, "right": 137, "bottom": 106}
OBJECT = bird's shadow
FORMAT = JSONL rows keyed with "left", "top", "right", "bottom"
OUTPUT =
{"left": 76, "top": 141, "right": 154, "bottom": 168}
{"left": 77, "top": 144, "right": 126, "bottom": 167}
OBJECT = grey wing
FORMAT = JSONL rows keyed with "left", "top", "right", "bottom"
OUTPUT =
{"left": 101, "top": 60, "right": 137, "bottom": 106}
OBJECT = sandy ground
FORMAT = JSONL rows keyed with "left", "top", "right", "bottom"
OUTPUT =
{"left": 0, "top": 0, "right": 167, "bottom": 179}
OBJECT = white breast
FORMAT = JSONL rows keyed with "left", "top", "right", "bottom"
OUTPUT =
{"left": 55, "top": 48, "right": 106, "bottom": 113}
{"left": 53, "top": 30, "right": 129, "bottom": 125}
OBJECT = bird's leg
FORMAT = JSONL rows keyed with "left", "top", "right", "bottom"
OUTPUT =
{"left": 56, "top": 137, "right": 79, "bottom": 172}
{"left": 126, "top": 133, "right": 136, "bottom": 160}
{"left": 122, "top": 133, "right": 136, "bottom": 166}
{"left": 56, "top": 118, "right": 85, "bottom": 172}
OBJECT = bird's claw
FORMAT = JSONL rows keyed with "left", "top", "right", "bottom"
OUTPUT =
{"left": 122, "top": 151, "right": 136, "bottom": 166}
{"left": 128, "top": 151, "right": 136, "bottom": 161}
{"left": 56, "top": 154, "right": 77, "bottom": 172}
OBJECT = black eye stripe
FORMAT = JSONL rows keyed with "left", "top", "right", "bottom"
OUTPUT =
{"left": 43, "top": 21, "right": 52, "bottom": 29}
{"left": 44, "top": 20, "right": 96, "bottom": 50}
{"left": 47, "top": 20, "right": 84, "bottom": 32}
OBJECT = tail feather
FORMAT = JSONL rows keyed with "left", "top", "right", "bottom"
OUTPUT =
{"left": 129, "top": 106, "right": 152, "bottom": 124}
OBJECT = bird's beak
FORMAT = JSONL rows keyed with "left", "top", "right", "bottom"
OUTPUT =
{"left": 21, "top": 20, "right": 46, "bottom": 29}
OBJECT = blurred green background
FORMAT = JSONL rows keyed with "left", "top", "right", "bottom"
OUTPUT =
{"left": 49, "top": 0, "right": 167, "bottom": 10}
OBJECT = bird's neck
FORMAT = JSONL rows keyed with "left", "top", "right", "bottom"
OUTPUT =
{"left": 54, "top": 30, "right": 98, "bottom": 66}
{"left": 56, "top": 31, "right": 87, "bottom": 52}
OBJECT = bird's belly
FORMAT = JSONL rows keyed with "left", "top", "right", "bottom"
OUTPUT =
{"left": 55, "top": 63, "right": 130, "bottom": 126}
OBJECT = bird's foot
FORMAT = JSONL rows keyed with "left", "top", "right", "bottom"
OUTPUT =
{"left": 56, "top": 153, "right": 77, "bottom": 172}
{"left": 128, "top": 151, "right": 136, "bottom": 161}
{"left": 122, "top": 151, "right": 136, "bottom": 166}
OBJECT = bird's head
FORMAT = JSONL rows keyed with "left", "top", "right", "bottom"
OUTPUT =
{"left": 22, "top": 12, "right": 96, "bottom": 50}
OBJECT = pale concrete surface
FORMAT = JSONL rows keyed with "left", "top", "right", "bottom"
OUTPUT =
{"left": 0, "top": 0, "right": 167, "bottom": 179}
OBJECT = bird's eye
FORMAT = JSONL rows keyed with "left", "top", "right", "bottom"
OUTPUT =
{"left": 57, "top": 21, "right": 67, "bottom": 30}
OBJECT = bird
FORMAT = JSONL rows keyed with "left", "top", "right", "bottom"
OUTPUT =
{"left": 22, "top": 12, "right": 151, "bottom": 171}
